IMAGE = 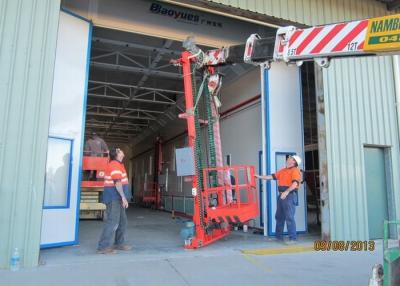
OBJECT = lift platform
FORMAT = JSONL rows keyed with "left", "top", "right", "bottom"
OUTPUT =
{"left": 202, "top": 165, "right": 258, "bottom": 225}
{"left": 184, "top": 165, "right": 258, "bottom": 249}
{"left": 80, "top": 154, "right": 108, "bottom": 220}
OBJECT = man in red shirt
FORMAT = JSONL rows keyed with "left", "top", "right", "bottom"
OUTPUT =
{"left": 97, "top": 147, "right": 132, "bottom": 254}
{"left": 255, "top": 155, "right": 302, "bottom": 244}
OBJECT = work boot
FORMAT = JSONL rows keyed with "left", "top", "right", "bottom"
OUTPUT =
{"left": 285, "top": 240, "right": 297, "bottom": 245}
{"left": 268, "top": 237, "right": 284, "bottom": 243}
{"left": 113, "top": 244, "right": 132, "bottom": 251}
{"left": 96, "top": 247, "right": 116, "bottom": 254}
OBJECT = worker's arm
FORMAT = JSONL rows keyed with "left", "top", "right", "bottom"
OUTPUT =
{"left": 115, "top": 181, "right": 129, "bottom": 209}
{"left": 280, "top": 181, "right": 299, "bottom": 200}
{"left": 254, "top": 174, "right": 274, "bottom": 180}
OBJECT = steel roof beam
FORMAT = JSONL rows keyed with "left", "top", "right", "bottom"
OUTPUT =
{"left": 87, "top": 105, "right": 158, "bottom": 120}
{"left": 92, "top": 37, "right": 181, "bottom": 56}
{"left": 92, "top": 38, "right": 178, "bottom": 136}
{"left": 91, "top": 61, "right": 182, "bottom": 79}
{"left": 86, "top": 111, "right": 155, "bottom": 121}
{"left": 86, "top": 124, "right": 140, "bottom": 131}
{"left": 88, "top": 93, "right": 175, "bottom": 105}
{"left": 89, "top": 80, "right": 183, "bottom": 94}
{"left": 96, "top": 132, "right": 137, "bottom": 137}
{"left": 87, "top": 104, "right": 164, "bottom": 114}
{"left": 86, "top": 118, "right": 148, "bottom": 127}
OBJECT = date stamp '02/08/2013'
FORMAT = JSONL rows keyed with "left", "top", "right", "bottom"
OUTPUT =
{"left": 314, "top": 240, "right": 375, "bottom": 251}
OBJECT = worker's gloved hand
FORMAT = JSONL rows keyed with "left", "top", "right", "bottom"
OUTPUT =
{"left": 280, "top": 191, "right": 289, "bottom": 200}
{"left": 121, "top": 198, "right": 129, "bottom": 209}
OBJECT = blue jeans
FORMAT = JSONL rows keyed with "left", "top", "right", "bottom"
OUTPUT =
{"left": 98, "top": 200, "right": 128, "bottom": 250}
{"left": 275, "top": 191, "right": 297, "bottom": 240}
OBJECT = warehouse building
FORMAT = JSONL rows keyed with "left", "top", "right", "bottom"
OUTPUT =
{"left": 1, "top": 0, "right": 399, "bottom": 268}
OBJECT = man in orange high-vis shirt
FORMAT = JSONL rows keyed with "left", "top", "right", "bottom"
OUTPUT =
{"left": 97, "top": 147, "right": 132, "bottom": 254}
{"left": 255, "top": 155, "right": 302, "bottom": 244}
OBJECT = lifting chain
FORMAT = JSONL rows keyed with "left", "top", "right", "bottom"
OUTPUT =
{"left": 191, "top": 64, "right": 206, "bottom": 229}
{"left": 203, "top": 71, "right": 217, "bottom": 188}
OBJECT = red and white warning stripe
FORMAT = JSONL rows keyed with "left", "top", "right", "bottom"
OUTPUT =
{"left": 205, "top": 49, "right": 226, "bottom": 66}
{"left": 284, "top": 19, "right": 368, "bottom": 59}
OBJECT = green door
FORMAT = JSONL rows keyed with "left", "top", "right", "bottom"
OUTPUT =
{"left": 364, "top": 147, "right": 389, "bottom": 239}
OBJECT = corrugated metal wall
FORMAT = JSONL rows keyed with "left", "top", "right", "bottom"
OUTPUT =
{"left": 0, "top": 0, "right": 61, "bottom": 268}
{"left": 323, "top": 56, "right": 400, "bottom": 240}
{"left": 207, "top": 0, "right": 388, "bottom": 25}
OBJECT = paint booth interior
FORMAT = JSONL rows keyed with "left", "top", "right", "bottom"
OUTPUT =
{"left": 85, "top": 26, "right": 261, "bottom": 215}
{"left": 40, "top": 0, "right": 322, "bottom": 252}
{"left": 83, "top": 25, "right": 320, "bottom": 233}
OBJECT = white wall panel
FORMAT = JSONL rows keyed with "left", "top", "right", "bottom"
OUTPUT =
{"left": 40, "top": 11, "right": 91, "bottom": 247}
{"left": 263, "top": 62, "right": 306, "bottom": 235}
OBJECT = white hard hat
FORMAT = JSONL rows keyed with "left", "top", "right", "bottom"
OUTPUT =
{"left": 291, "top": 155, "right": 302, "bottom": 166}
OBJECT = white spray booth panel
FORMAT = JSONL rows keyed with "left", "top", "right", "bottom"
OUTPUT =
{"left": 40, "top": 11, "right": 91, "bottom": 247}
{"left": 262, "top": 63, "right": 307, "bottom": 236}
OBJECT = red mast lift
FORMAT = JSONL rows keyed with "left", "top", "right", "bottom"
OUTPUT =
{"left": 174, "top": 51, "right": 259, "bottom": 248}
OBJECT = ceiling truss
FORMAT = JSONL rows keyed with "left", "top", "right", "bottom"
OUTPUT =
{"left": 86, "top": 31, "right": 252, "bottom": 144}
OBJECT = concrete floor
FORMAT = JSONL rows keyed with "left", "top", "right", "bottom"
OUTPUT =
{"left": 0, "top": 206, "right": 382, "bottom": 286}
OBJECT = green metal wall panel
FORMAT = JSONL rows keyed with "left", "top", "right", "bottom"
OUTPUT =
{"left": 0, "top": 0, "right": 61, "bottom": 268}
{"left": 184, "top": 197, "right": 194, "bottom": 216}
{"left": 165, "top": 197, "right": 173, "bottom": 211}
{"left": 173, "top": 197, "right": 185, "bottom": 213}
{"left": 207, "top": 0, "right": 389, "bottom": 25}
{"left": 323, "top": 56, "right": 400, "bottom": 240}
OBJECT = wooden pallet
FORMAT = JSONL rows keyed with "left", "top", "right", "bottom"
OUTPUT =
{"left": 80, "top": 188, "right": 105, "bottom": 220}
